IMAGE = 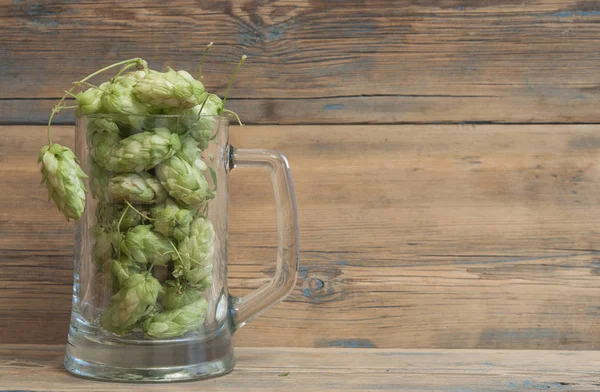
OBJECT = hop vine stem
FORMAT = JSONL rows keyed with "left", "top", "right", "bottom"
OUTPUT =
{"left": 46, "top": 58, "right": 147, "bottom": 145}
{"left": 221, "top": 54, "right": 247, "bottom": 109}
{"left": 198, "top": 42, "right": 214, "bottom": 80}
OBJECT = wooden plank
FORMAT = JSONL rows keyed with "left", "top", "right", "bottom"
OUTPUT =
{"left": 1, "top": 345, "right": 600, "bottom": 391}
{"left": 3, "top": 124, "right": 600, "bottom": 349}
{"left": 2, "top": 1, "right": 600, "bottom": 123}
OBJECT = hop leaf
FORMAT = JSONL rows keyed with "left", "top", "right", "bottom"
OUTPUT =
{"left": 150, "top": 198, "right": 194, "bottom": 242}
{"left": 161, "top": 280, "right": 204, "bottom": 310}
{"left": 155, "top": 154, "right": 214, "bottom": 208}
{"left": 75, "top": 88, "right": 103, "bottom": 115}
{"left": 39, "top": 143, "right": 87, "bottom": 220}
{"left": 175, "top": 217, "right": 214, "bottom": 289}
{"left": 101, "top": 128, "right": 181, "bottom": 173}
{"left": 108, "top": 172, "right": 167, "bottom": 204}
{"left": 121, "top": 225, "right": 173, "bottom": 266}
{"left": 133, "top": 69, "right": 207, "bottom": 111}
{"left": 143, "top": 298, "right": 208, "bottom": 339}
{"left": 100, "top": 272, "right": 162, "bottom": 335}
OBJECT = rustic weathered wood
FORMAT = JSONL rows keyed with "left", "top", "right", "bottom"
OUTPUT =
{"left": 2, "top": 124, "right": 600, "bottom": 349}
{"left": 1, "top": 345, "right": 600, "bottom": 391}
{"left": 2, "top": 1, "right": 600, "bottom": 123}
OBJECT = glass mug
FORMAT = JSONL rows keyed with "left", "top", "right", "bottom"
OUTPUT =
{"left": 65, "top": 114, "right": 299, "bottom": 382}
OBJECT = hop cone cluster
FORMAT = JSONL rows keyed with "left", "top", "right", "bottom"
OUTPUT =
{"left": 42, "top": 54, "right": 247, "bottom": 338}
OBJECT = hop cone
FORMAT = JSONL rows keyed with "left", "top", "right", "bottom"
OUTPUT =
{"left": 150, "top": 198, "right": 194, "bottom": 242}
{"left": 92, "top": 225, "right": 113, "bottom": 265}
{"left": 114, "top": 70, "right": 147, "bottom": 88}
{"left": 39, "top": 143, "right": 87, "bottom": 220}
{"left": 183, "top": 94, "right": 223, "bottom": 149}
{"left": 110, "top": 256, "right": 142, "bottom": 286}
{"left": 101, "top": 128, "right": 181, "bottom": 173}
{"left": 108, "top": 172, "right": 167, "bottom": 204}
{"left": 101, "top": 80, "right": 149, "bottom": 116}
{"left": 177, "top": 69, "right": 209, "bottom": 106}
{"left": 89, "top": 160, "right": 111, "bottom": 202}
{"left": 161, "top": 280, "right": 203, "bottom": 310}
{"left": 87, "top": 117, "right": 121, "bottom": 164}
{"left": 75, "top": 87, "right": 103, "bottom": 115}
{"left": 96, "top": 202, "right": 143, "bottom": 231}
{"left": 175, "top": 217, "right": 214, "bottom": 289}
{"left": 100, "top": 272, "right": 162, "bottom": 335}
{"left": 133, "top": 69, "right": 207, "bottom": 110}
{"left": 177, "top": 135, "right": 209, "bottom": 173}
{"left": 143, "top": 298, "right": 208, "bottom": 339}
{"left": 155, "top": 154, "right": 214, "bottom": 208}
{"left": 121, "top": 225, "right": 173, "bottom": 266}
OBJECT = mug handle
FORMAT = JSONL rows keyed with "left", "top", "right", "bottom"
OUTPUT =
{"left": 228, "top": 147, "right": 299, "bottom": 330}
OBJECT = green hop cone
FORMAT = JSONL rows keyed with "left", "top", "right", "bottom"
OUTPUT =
{"left": 96, "top": 202, "right": 144, "bottom": 231}
{"left": 101, "top": 128, "right": 181, "bottom": 173}
{"left": 110, "top": 256, "right": 142, "bottom": 286}
{"left": 161, "top": 280, "right": 203, "bottom": 310}
{"left": 176, "top": 69, "right": 209, "bottom": 105}
{"left": 114, "top": 70, "right": 148, "bottom": 88}
{"left": 150, "top": 198, "right": 194, "bottom": 242}
{"left": 155, "top": 154, "right": 214, "bottom": 208}
{"left": 108, "top": 172, "right": 167, "bottom": 204}
{"left": 143, "top": 298, "right": 208, "bottom": 339}
{"left": 121, "top": 225, "right": 173, "bottom": 266}
{"left": 175, "top": 217, "right": 215, "bottom": 289}
{"left": 75, "top": 88, "right": 103, "bottom": 115}
{"left": 89, "top": 160, "right": 111, "bottom": 202}
{"left": 133, "top": 69, "right": 207, "bottom": 111}
{"left": 39, "top": 143, "right": 87, "bottom": 220}
{"left": 177, "top": 135, "right": 209, "bottom": 172}
{"left": 100, "top": 272, "right": 162, "bottom": 335}
{"left": 101, "top": 80, "right": 149, "bottom": 116}
{"left": 182, "top": 94, "right": 223, "bottom": 150}
{"left": 109, "top": 71, "right": 154, "bottom": 128}
{"left": 200, "top": 93, "right": 224, "bottom": 116}
{"left": 87, "top": 117, "right": 121, "bottom": 164}
{"left": 92, "top": 225, "right": 113, "bottom": 265}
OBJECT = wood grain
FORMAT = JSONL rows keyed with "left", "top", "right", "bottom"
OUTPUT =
{"left": 2, "top": 345, "right": 600, "bottom": 391}
{"left": 2, "top": 0, "right": 600, "bottom": 123}
{"left": 3, "top": 124, "right": 600, "bottom": 349}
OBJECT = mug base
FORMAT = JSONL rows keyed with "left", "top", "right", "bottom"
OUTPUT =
{"left": 65, "top": 320, "right": 235, "bottom": 382}
{"left": 64, "top": 351, "right": 234, "bottom": 382}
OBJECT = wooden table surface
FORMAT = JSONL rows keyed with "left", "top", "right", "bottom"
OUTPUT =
{"left": 1, "top": 345, "right": 600, "bottom": 391}
{"left": 3, "top": 0, "right": 600, "bottom": 359}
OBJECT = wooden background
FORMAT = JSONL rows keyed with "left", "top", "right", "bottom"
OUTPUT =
{"left": 1, "top": 0, "right": 600, "bottom": 349}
